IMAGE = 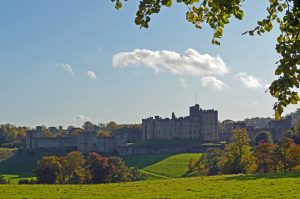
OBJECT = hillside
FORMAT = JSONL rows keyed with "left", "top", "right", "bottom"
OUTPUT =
{"left": 0, "top": 151, "right": 200, "bottom": 182}
{"left": 1, "top": 173, "right": 300, "bottom": 198}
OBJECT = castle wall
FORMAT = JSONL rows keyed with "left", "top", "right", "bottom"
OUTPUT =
{"left": 142, "top": 105, "right": 219, "bottom": 142}
{"left": 77, "top": 132, "right": 115, "bottom": 153}
{"left": 29, "top": 136, "right": 77, "bottom": 149}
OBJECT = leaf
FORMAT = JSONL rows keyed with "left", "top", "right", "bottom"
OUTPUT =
{"left": 115, "top": 0, "right": 122, "bottom": 10}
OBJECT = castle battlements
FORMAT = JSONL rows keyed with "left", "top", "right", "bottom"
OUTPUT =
{"left": 142, "top": 104, "right": 219, "bottom": 141}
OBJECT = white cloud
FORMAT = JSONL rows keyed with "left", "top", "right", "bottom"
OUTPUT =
{"left": 235, "top": 72, "right": 268, "bottom": 89}
{"left": 179, "top": 78, "right": 188, "bottom": 88}
{"left": 75, "top": 114, "right": 90, "bottom": 121}
{"left": 112, "top": 48, "right": 229, "bottom": 77}
{"left": 86, "top": 70, "right": 97, "bottom": 80}
{"left": 201, "top": 76, "right": 229, "bottom": 91}
{"left": 55, "top": 63, "right": 73, "bottom": 75}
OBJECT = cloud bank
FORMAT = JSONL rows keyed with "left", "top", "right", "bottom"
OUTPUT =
{"left": 112, "top": 48, "right": 229, "bottom": 77}
{"left": 235, "top": 72, "right": 268, "bottom": 89}
{"left": 55, "top": 63, "right": 73, "bottom": 75}
{"left": 86, "top": 70, "right": 97, "bottom": 80}
{"left": 201, "top": 76, "right": 229, "bottom": 91}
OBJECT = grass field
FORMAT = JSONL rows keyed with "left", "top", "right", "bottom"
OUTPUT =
{"left": 1, "top": 173, "right": 300, "bottom": 198}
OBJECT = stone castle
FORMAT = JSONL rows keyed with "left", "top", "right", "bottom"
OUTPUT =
{"left": 142, "top": 104, "right": 218, "bottom": 141}
{"left": 26, "top": 104, "right": 219, "bottom": 154}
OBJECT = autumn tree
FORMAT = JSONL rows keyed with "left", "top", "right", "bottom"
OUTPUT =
{"left": 253, "top": 142, "right": 275, "bottom": 173}
{"left": 286, "top": 144, "right": 300, "bottom": 171}
{"left": 85, "top": 152, "right": 116, "bottom": 184}
{"left": 112, "top": 0, "right": 300, "bottom": 118}
{"left": 219, "top": 128, "right": 253, "bottom": 174}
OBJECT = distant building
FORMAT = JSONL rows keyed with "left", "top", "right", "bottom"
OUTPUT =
{"left": 25, "top": 104, "right": 220, "bottom": 155}
{"left": 269, "top": 115, "right": 292, "bottom": 141}
{"left": 142, "top": 104, "right": 218, "bottom": 141}
{"left": 26, "top": 125, "right": 142, "bottom": 154}
{"left": 219, "top": 120, "right": 246, "bottom": 142}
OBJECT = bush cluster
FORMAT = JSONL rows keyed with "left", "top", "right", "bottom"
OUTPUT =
{"left": 34, "top": 151, "right": 144, "bottom": 184}
{"left": 190, "top": 128, "right": 300, "bottom": 175}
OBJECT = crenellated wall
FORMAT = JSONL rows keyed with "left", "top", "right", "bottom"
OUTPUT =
{"left": 142, "top": 104, "right": 219, "bottom": 142}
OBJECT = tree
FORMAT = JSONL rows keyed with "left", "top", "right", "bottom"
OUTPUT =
{"left": 112, "top": 0, "right": 300, "bottom": 118}
{"left": 218, "top": 128, "right": 253, "bottom": 174}
{"left": 107, "top": 157, "right": 133, "bottom": 182}
{"left": 85, "top": 152, "right": 115, "bottom": 183}
{"left": 275, "top": 136, "right": 295, "bottom": 172}
{"left": 253, "top": 142, "right": 275, "bottom": 173}
{"left": 197, "top": 148, "right": 224, "bottom": 175}
{"left": 35, "top": 156, "right": 63, "bottom": 184}
{"left": 61, "top": 151, "right": 86, "bottom": 184}
{"left": 286, "top": 144, "right": 300, "bottom": 171}
{"left": 254, "top": 131, "right": 274, "bottom": 146}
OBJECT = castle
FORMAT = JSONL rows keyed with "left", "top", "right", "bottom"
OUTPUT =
{"left": 26, "top": 104, "right": 219, "bottom": 154}
{"left": 142, "top": 104, "right": 218, "bottom": 141}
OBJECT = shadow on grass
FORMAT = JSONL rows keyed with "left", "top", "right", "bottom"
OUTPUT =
{"left": 224, "top": 172, "right": 300, "bottom": 181}
{"left": 122, "top": 154, "right": 174, "bottom": 169}
{"left": 0, "top": 149, "right": 69, "bottom": 178}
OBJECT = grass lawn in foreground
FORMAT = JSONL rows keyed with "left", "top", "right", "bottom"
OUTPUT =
{"left": 1, "top": 173, "right": 300, "bottom": 198}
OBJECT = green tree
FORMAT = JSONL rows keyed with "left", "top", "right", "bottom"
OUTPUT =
{"left": 35, "top": 156, "right": 63, "bottom": 184}
{"left": 197, "top": 148, "right": 224, "bottom": 175}
{"left": 275, "top": 136, "right": 295, "bottom": 172}
{"left": 254, "top": 131, "right": 274, "bottom": 146}
{"left": 107, "top": 157, "right": 133, "bottom": 182}
{"left": 219, "top": 128, "right": 253, "bottom": 174}
{"left": 112, "top": 0, "right": 300, "bottom": 118}
{"left": 61, "top": 151, "right": 86, "bottom": 184}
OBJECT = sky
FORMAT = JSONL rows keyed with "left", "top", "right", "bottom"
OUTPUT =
{"left": 0, "top": 0, "right": 299, "bottom": 128}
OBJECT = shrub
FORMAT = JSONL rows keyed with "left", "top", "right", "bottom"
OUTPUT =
{"left": 130, "top": 167, "right": 146, "bottom": 181}
{"left": 18, "top": 179, "right": 37, "bottom": 184}
{"left": 0, "top": 176, "right": 9, "bottom": 184}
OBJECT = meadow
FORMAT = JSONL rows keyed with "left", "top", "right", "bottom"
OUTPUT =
{"left": 1, "top": 173, "right": 300, "bottom": 198}
{"left": 1, "top": 150, "right": 300, "bottom": 198}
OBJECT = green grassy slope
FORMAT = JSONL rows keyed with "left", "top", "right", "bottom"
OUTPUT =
{"left": 143, "top": 153, "right": 200, "bottom": 178}
{"left": 1, "top": 173, "right": 300, "bottom": 198}
{"left": 0, "top": 151, "right": 200, "bottom": 182}
{"left": 0, "top": 150, "right": 68, "bottom": 183}
{"left": 123, "top": 153, "right": 200, "bottom": 178}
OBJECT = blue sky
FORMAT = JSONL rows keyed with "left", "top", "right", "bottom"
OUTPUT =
{"left": 0, "top": 0, "right": 299, "bottom": 127}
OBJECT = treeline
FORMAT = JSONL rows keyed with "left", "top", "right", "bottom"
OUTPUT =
{"left": 31, "top": 152, "right": 144, "bottom": 184}
{"left": 0, "top": 124, "right": 28, "bottom": 148}
{"left": 189, "top": 128, "right": 300, "bottom": 175}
